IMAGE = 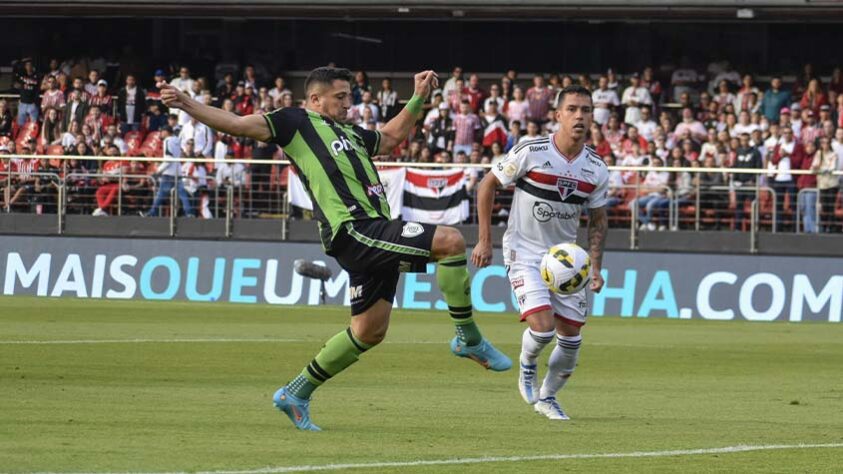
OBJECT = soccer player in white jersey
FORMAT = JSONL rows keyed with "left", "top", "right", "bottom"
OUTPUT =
{"left": 472, "top": 85, "right": 609, "bottom": 420}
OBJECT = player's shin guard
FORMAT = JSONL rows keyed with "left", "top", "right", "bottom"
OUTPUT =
{"left": 436, "top": 254, "right": 482, "bottom": 345}
{"left": 286, "top": 328, "right": 373, "bottom": 399}
{"left": 520, "top": 328, "right": 555, "bottom": 366}
{"left": 539, "top": 334, "right": 581, "bottom": 399}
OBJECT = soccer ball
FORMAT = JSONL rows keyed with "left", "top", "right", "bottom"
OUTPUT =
{"left": 540, "top": 243, "right": 591, "bottom": 294}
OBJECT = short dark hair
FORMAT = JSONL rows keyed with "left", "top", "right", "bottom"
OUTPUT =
{"left": 305, "top": 67, "right": 353, "bottom": 94}
{"left": 555, "top": 85, "right": 592, "bottom": 109}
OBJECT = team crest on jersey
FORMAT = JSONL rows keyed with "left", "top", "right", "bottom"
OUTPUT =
{"left": 401, "top": 222, "right": 425, "bottom": 238}
{"left": 556, "top": 177, "right": 579, "bottom": 200}
{"left": 427, "top": 177, "right": 449, "bottom": 189}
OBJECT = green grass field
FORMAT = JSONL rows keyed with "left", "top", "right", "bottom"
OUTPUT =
{"left": 1, "top": 296, "right": 843, "bottom": 473}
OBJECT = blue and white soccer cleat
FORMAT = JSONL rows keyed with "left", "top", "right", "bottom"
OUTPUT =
{"left": 450, "top": 337, "right": 513, "bottom": 372}
{"left": 272, "top": 387, "right": 321, "bottom": 432}
{"left": 518, "top": 363, "right": 540, "bottom": 404}
{"left": 534, "top": 396, "right": 570, "bottom": 420}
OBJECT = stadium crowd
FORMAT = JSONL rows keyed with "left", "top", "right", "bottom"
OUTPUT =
{"left": 1, "top": 57, "right": 842, "bottom": 231}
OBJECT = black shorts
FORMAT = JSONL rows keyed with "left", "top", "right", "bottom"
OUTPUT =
{"left": 331, "top": 219, "right": 437, "bottom": 315}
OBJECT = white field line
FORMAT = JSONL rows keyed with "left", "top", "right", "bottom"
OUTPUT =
{"left": 26, "top": 443, "right": 843, "bottom": 474}
{"left": 0, "top": 338, "right": 659, "bottom": 348}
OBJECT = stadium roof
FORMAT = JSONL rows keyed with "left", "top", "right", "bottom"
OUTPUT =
{"left": 7, "top": 0, "right": 843, "bottom": 21}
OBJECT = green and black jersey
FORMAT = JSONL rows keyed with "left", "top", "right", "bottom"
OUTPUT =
{"left": 264, "top": 107, "right": 390, "bottom": 252}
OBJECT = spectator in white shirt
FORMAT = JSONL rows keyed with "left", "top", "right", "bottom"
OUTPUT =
{"left": 352, "top": 90, "right": 379, "bottom": 123}
{"left": 592, "top": 75, "right": 620, "bottom": 126}
{"left": 636, "top": 157, "right": 671, "bottom": 230}
{"left": 621, "top": 73, "right": 652, "bottom": 125}
{"left": 634, "top": 106, "right": 658, "bottom": 141}
{"left": 143, "top": 126, "right": 193, "bottom": 217}
{"left": 169, "top": 67, "right": 196, "bottom": 94}
{"left": 179, "top": 117, "right": 214, "bottom": 158}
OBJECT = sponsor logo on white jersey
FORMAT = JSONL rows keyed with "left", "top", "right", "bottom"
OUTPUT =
{"left": 532, "top": 201, "right": 578, "bottom": 222}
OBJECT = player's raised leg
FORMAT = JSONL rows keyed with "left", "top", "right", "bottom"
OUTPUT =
{"left": 431, "top": 226, "right": 511, "bottom": 371}
{"left": 275, "top": 275, "right": 396, "bottom": 431}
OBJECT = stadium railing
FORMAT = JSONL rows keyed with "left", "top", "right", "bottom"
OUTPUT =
{"left": 1, "top": 154, "right": 841, "bottom": 246}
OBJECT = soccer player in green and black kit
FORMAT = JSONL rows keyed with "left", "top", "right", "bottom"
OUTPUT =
{"left": 160, "top": 67, "right": 511, "bottom": 431}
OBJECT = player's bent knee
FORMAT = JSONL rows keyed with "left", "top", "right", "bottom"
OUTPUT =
{"left": 350, "top": 300, "right": 392, "bottom": 346}
{"left": 433, "top": 226, "right": 466, "bottom": 259}
{"left": 525, "top": 310, "right": 555, "bottom": 333}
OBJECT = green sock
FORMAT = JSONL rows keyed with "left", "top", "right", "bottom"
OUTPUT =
{"left": 437, "top": 254, "right": 482, "bottom": 346}
{"left": 286, "top": 328, "right": 372, "bottom": 399}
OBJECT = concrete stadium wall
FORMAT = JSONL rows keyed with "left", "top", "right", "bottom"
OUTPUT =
{"left": 1, "top": 235, "right": 840, "bottom": 323}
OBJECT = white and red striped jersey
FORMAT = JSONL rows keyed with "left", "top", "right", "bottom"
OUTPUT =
{"left": 492, "top": 137, "right": 609, "bottom": 265}
{"left": 10, "top": 158, "right": 40, "bottom": 180}
{"left": 102, "top": 160, "right": 126, "bottom": 176}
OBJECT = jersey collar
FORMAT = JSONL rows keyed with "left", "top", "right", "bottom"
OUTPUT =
{"left": 551, "top": 135, "right": 585, "bottom": 163}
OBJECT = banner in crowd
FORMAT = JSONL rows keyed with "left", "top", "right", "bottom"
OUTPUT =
{"left": 288, "top": 167, "right": 469, "bottom": 224}
{"left": 1, "top": 236, "right": 841, "bottom": 323}
{"left": 401, "top": 169, "right": 469, "bottom": 225}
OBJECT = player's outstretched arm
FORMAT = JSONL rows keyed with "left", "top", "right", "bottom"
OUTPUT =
{"left": 159, "top": 83, "right": 272, "bottom": 142}
{"left": 377, "top": 71, "right": 438, "bottom": 155}
{"left": 588, "top": 206, "right": 608, "bottom": 293}
{"left": 470, "top": 172, "right": 500, "bottom": 268}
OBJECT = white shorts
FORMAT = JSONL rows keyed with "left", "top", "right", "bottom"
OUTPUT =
{"left": 507, "top": 261, "right": 588, "bottom": 327}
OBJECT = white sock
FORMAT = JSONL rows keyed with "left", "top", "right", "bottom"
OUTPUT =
{"left": 539, "top": 334, "right": 582, "bottom": 400}
{"left": 520, "top": 328, "right": 555, "bottom": 366}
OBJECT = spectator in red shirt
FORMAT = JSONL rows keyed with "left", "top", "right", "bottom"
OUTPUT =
{"left": 447, "top": 78, "right": 467, "bottom": 112}
{"left": 620, "top": 126, "right": 648, "bottom": 156}
{"left": 92, "top": 147, "right": 126, "bottom": 216}
{"left": 41, "top": 76, "right": 66, "bottom": 114}
{"left": 800, "top": 78, "right": 828, "bottom": 115}
{"left": 84, "top": 106, "right": 108, "bottom": 141}
{"left": 603, "top": 113, "right": 625, "bottom": 152}
{"left": 465, "top": 74, "right": 487, "bottom": 113}
{"left": 452, "top": 100, "right": 481, "bottom": 157}
{"left": 89, "top": 80, "right": 113, "bottom": 115}
{"left": 40, "top": 59, "right": 67, "bottom": 92}
{"left": 589, "top": 124, "right": 613, "bottom": 159}
{"left": 84, "top": 70, "right": 100, "bottom": 97}
{"left": 800, "top": 110, "right": 821, "bottom": 146}
{"left": 526, "top": 74, "right": 553, "bottom": 124}
{"left": 234, "top": 83, "right": 256, "bottom": 116}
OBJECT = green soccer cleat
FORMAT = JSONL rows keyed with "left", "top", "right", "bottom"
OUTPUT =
{"left": 272, "top": 387, "right": 321, "bottom": 432}
{"left": 450, "top": 337, "right": 513, "bottom": 371}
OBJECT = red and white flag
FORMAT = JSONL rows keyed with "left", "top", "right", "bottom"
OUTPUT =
{"left": 401, "top": 168, "right": 469, "bottom": 225}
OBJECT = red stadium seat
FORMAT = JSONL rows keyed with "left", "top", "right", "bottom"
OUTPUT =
{"left": 124, "top": 131, "right": 146, "bottom": 157}
{"left": 47, "top": 145, "right": 64, "bottom": 156}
